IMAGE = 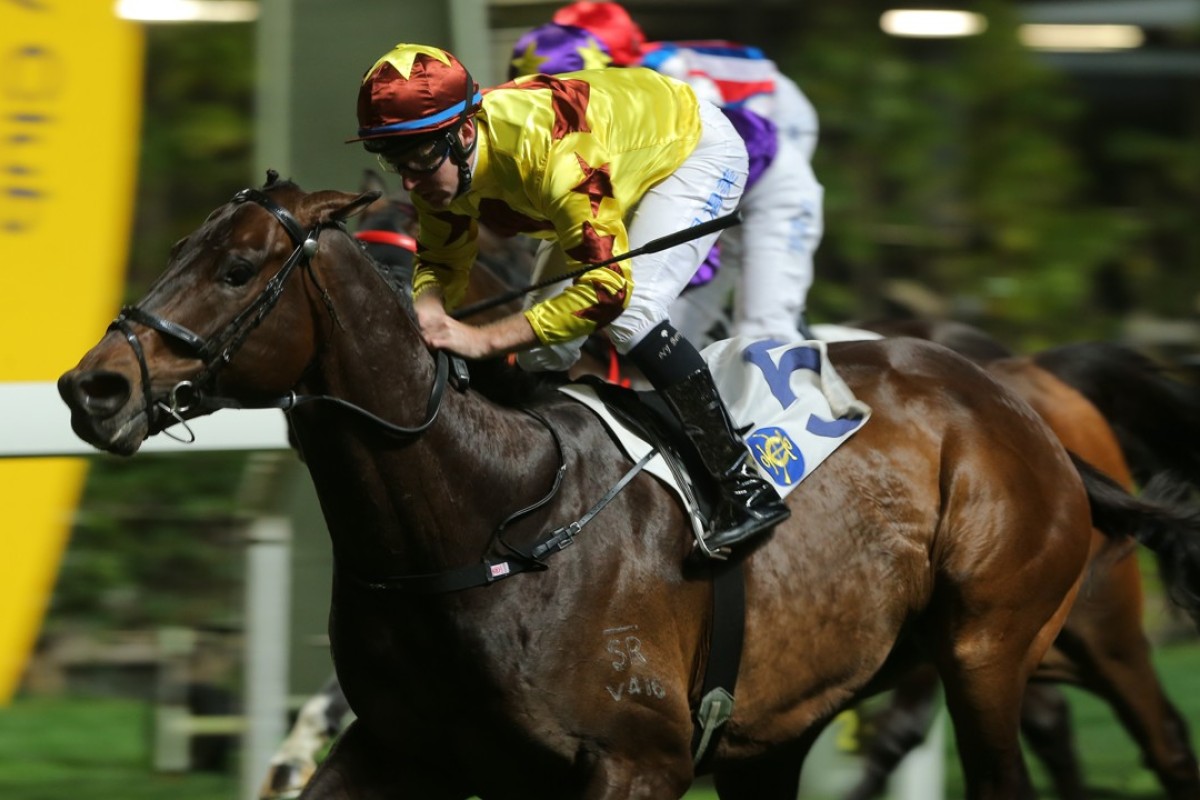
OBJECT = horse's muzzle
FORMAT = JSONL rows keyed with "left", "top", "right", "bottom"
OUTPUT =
{"left": 57, "top": 368, "right": 146, "bottom": 455}
{"left": 58, "top": 369, "right": 132, "bottom": 419}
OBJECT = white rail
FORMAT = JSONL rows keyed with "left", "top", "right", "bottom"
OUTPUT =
{"left": 1, "top": 382, "right": 290, "bottom": 457}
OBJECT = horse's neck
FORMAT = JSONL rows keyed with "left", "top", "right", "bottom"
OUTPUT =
{"left": 290, "top": 251, "right": 552, "bottom": 575}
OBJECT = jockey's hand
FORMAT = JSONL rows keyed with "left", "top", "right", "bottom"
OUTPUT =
{"left": 415, "top": 292, "right": 538, "bottom": 359}
{"left": 419, "top": 312, "right": 497, "bottom": 359}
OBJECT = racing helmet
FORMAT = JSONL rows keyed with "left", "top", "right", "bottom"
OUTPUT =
{"left": 551, "top": 2, "right": 645, "bottom": 66}
{"left": 508, "top": 23, "right": 614, "bottom": 79}
{"left": 350, "top": 43, "right": 481, "bottom": 143}
{"left": 349, "top": 44, "right": 482, "bottom": 195}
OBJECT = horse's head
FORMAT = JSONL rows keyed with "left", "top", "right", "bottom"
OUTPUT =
{"left": 58, "top": 173, "right": 379, "bottom": 455}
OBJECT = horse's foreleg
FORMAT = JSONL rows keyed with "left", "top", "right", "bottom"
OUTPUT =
{"left": 841, "top": 664, "right": 942, "bottom": 800}
{"left": 297, "top": 720, "right": 467, "bottom": 800}
{"left": 259, "top": 676, "right": 349, "bottom": 799}
{"left": 711, "top": 737, "right": 813, "bottom": 800}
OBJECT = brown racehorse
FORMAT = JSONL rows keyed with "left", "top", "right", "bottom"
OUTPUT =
{"left": 842, "top": 318, "right": 1200, "bottom": 800}
{"left": 58, "top": 178, "right": 1200, "bottom": 799}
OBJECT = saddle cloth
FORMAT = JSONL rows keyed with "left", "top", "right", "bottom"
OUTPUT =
{"left": 559, "top": 337, "right": 871, "bottom": 508}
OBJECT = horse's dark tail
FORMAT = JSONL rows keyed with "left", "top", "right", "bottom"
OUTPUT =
{"left": 1071, "top": 453, "right": 1200, "bottom": 629}
{"left": 1036, "top": 342, "right": 1200, "bottom": 488}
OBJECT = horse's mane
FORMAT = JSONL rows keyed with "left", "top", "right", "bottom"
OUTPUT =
{"left": 343, "top": 216, "right": 560, "bottom": 411}
{"left": 460, "top": 357, "right": 567, "bottom": 409}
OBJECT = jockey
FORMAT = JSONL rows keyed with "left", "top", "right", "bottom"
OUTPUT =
{"left": 541, "top": 2, "right": 825, "bottom": 343}
{"left": 349, "top": 43, "right": 789, "bottom": 555}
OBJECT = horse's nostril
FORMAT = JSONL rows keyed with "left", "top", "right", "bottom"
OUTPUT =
{"left": 77, "top": 371, "right": 132, "bottom": 415}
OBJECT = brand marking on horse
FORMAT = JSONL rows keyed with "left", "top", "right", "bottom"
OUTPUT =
{"left": 605, "top": 675, "right": 667, "bottom": 702}
{"left": 603, "top": 625, "right": 667, "bottom": 702}
{"left": 607, "top": 632, "right": 648, "bottom": 671}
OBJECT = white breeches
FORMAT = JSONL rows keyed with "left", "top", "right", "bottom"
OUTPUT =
{"left": 670, "top": 136, "right": 824, "bottom": 346}
{"left": 517, "top": 100, "right": 748, "bottom": 373}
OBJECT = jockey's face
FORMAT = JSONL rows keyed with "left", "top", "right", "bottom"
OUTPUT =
{"left": 398, "top": 119, "right": 475, "bottom": 209}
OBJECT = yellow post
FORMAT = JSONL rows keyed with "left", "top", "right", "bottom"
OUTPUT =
{"left": 0, "top": 1, "right": 143, "bottom": 704}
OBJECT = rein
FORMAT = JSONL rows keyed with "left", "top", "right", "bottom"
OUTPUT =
{"left": 109, "top": 187, "right": 449, "bottom": 441}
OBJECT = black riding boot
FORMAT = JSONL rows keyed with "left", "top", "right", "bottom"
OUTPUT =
{"left": 628, "top": 321, "right": 790, "bottom": 555}
{"left": 661, "top": 368, "right": 791, "bottom": 552}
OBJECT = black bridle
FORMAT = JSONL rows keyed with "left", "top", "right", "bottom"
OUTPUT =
{"left": 109, "top": 187, "right": 449, "bottom": 441}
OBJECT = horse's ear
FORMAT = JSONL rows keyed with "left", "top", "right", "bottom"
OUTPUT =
{"left": 333, "top": 190, "right": 383, "bottom": 222}
{"left": 306, "top": 189, "right": 383, "bottom": 225}
{"left": 360, "top": 169, "right": 388, "bottom": 197}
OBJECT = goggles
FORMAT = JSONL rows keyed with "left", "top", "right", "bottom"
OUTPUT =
{"left": 365, "top": 134, "right": 453, "bottom": 175}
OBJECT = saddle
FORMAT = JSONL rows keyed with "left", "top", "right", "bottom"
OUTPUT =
{"left": 567, "top": 374, "right": 719, "bottom": 533}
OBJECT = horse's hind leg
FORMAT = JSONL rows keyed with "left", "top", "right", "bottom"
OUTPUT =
{"left": 298, "top": 720, "right": 468, "bottom": 800}
{"left": 1019, "top": 682, "right": 1087, "bottom": 800}
{"left": 1053, "top": 563, "right": 1200, "bottom": 799}
{"left": 841, "top": 664, "right": 942, "bottom": 800}
{"left": 936, "top": 643, "right": 1038, "bottom": 800}
{"left": 933, "top": 521, "right": 1083, "bottom": 799}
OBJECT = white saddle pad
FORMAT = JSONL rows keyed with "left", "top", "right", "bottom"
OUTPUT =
{"left": 559, "top": 337, "right": 871, "bottom": 500}
{"left": 703, "top": 337, "right": 871, "bottom": 494}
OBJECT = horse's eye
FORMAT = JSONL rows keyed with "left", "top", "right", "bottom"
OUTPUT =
{"left": 222, "top": 260, "right": 256, "bottom": 287}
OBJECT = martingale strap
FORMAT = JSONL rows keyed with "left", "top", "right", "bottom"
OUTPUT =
{"left": 344, "top": 447, "right": 658, "bottom": 594}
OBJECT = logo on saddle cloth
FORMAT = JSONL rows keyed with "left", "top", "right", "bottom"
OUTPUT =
{"left": 707, "top": 337, "right": 872, "bottom": 496}
{"left": 746, "top": 427, "right": 803, "bottom": 485}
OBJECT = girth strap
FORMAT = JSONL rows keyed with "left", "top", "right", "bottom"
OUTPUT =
{"left": 691, "top": 559, "right": 746, "bottom": 769}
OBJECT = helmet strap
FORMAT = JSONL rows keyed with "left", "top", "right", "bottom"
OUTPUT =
{"left": 447, "top": 125, "right": 476, "bottom": 198}
{"left": 448, "top": 70, "right": 479, "bottom": 198}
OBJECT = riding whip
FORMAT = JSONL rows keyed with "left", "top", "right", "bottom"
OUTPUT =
{"left": 450, "top": 210, "right": 742, "bottom": 320}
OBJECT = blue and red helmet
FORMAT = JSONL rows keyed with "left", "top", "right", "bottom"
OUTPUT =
{"left": 350, "top": 44, "right": 481, "bottom": 143}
